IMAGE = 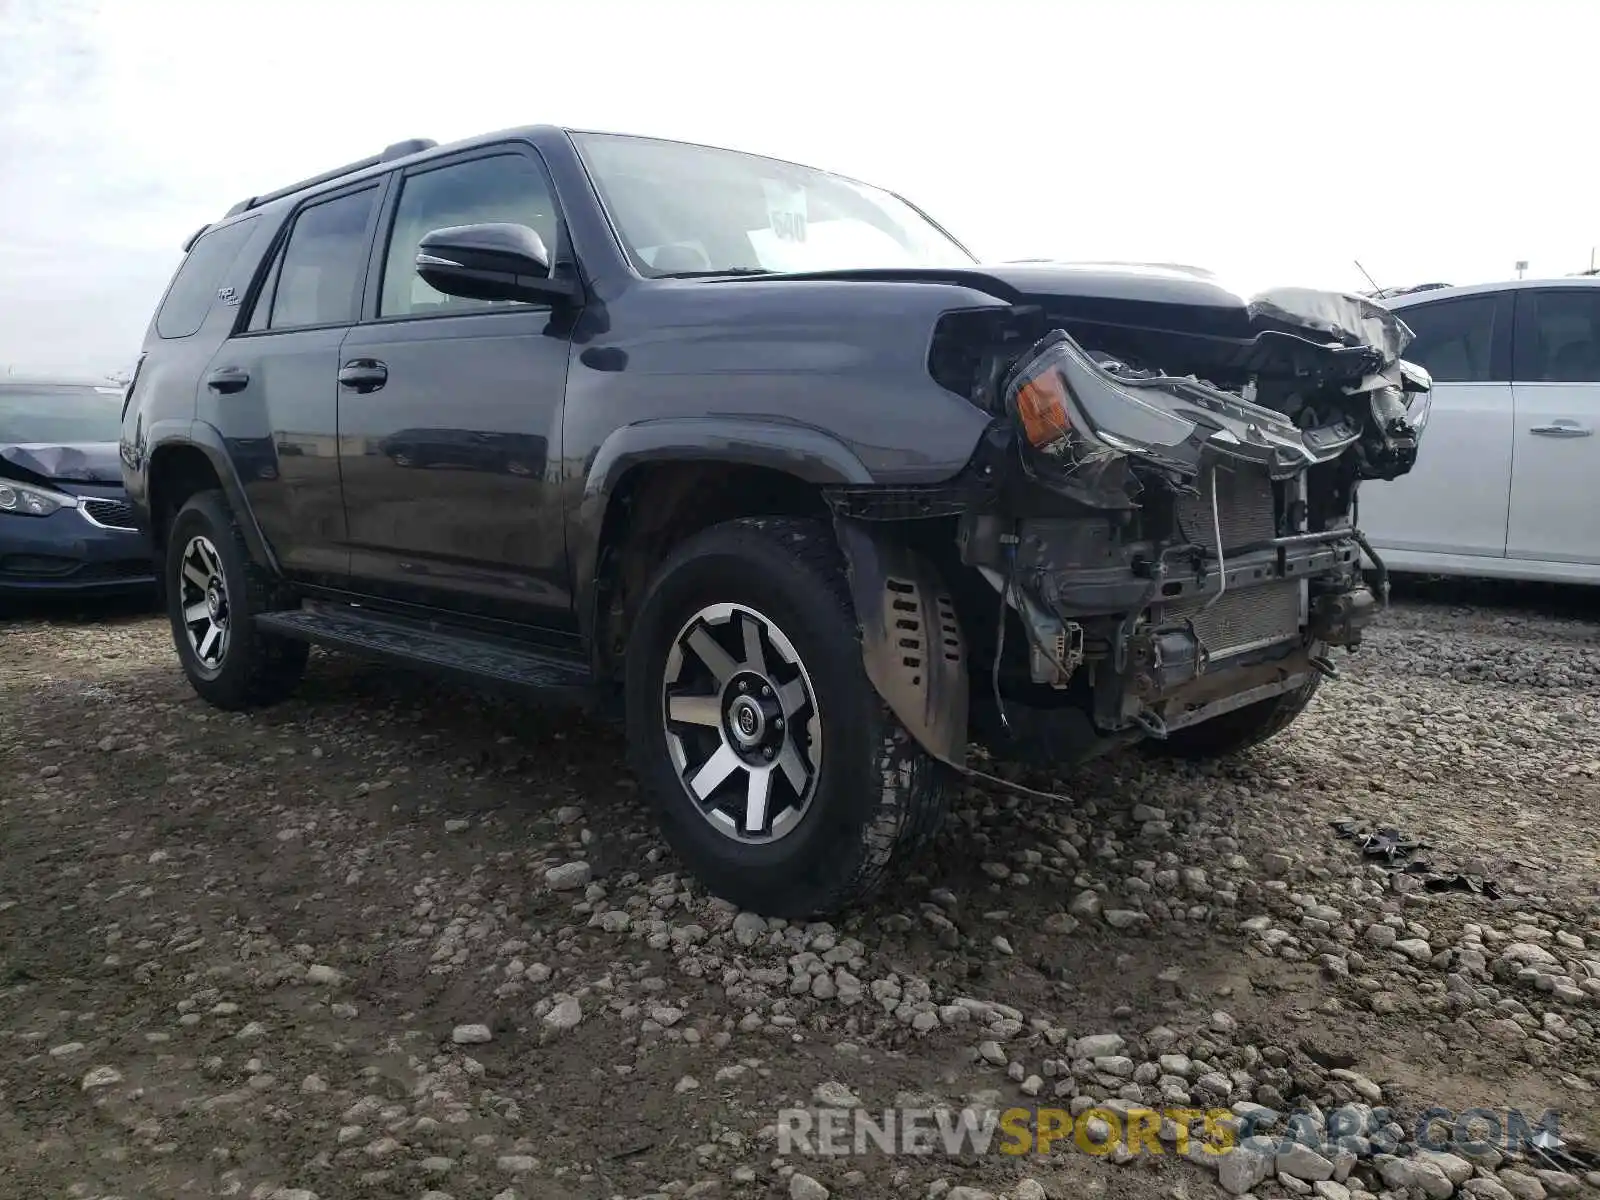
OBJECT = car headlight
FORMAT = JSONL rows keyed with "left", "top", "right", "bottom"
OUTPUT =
{"left": 0, "top": 480, "right": 77, "bottom": 517}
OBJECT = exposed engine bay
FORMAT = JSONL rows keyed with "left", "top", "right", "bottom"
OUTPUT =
{"left": 830, "top": 274, "right": 1431, "bottom": 768}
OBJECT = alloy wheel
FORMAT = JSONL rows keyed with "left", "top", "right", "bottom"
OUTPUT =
{"left": 177, "top": 535, "right": 231, "bottom": 672}
{"left": 661, "top": 603, "right": 821, "bottom": 842}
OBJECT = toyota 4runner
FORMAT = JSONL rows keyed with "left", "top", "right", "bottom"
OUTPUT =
{"left": 121, "top": 126, "right": 1431, "bottom": 916}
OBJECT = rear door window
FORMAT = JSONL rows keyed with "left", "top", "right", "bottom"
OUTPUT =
{"left": 261, "top": 187, "right": 380, "bottom": 330}
{"left": 1395, "top": 296, "right": 1499, "bottom": 382}
{"left": 1513, "top": 289, "right": 1600, "bottom": 382}
{"left": 155, "top": 217, "right": 258, "bottom": 339}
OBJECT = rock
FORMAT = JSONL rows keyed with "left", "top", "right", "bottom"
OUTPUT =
{"left": 1277, "top": 1143, "right": 1334, "bottom": 1182}
{"left": 300, "top": 1073, "right": 328, "bottom": 1094}
{"left": 1312, "top": 1184, "right": 1351, "bottom": 1200}
{"left": 1533, "top": 1170, "right": 1580, "bottom": 1194}
{"left": 1393, "top": 938, "right": 1433, "bottom": 962}
{"left": 813, "top": 1081, "right": 858, "bottom": 1108}
{"left": 1377, "top": 1155, "right": 1454, "bottom": 1199}
{"left": 1069, "top": 890, "right": 1103, "bottom": 919}
{"left": 1365, "top": 923, "right": 1397, "bottom": 949}
{"left": 1263, "top": 852, "right": 1292, "bottom": 876}
{"left": 789, "top": 1173, "right": 829, "bottom": 1200}
{"left": 452, "top": 1024, "right": 493, "bottom": 1045}
{"left": 81, "top": 1065, "right": 122, "bottom": 1091}
{"left": 444, "top": 818, "right": 469, "bottom": 833}
{"left": 992, "top": 935, "right": 1014, "bottom": 955}
{"left": 1217, "top": 1135, "right": 1276, "bottom": 1195}
{"left": 945, "top": 1190, "right": 997, "bottom": 1200}
{"left": 48, "top": 1042, "right": 85, "bottom": 1058}
{"left": 235, "top": 1021, "right": 266, "bottom": 1041}
{"left": 1501, "top": 942, "right": 1559, "bottom": 966}
{"left": 1104, "top": 909, "right": 1149, "bottom": 930}
{"left": 1494, "top": 1171, "right": 1547, "bottom": 1200}
{"left": 1014, "top": 1183, "right": 1046, "bottom": 1200}
{"left": 305, "top": 964, "right": 343, "bottom": 986}
{"left": 1415, "top": 1150, "right": 1474, "bottom": 1185}
{"left": 1460, "top": 1179, "right": 1518, "bottom": 1200}
{"left": 543, "top": 997, "right": 583, "bottom": 1032}
{"left": 496, "top": 1155, "right": 538, "bottom": 1173}
{"left": 1042, "top": 913, "right": 1079, "bottom": 934}
{"left": 1327, "top": 1068, "right": 1382, "bottom": 1102}
{"left": 1072, "top": 1033, "right": 1125, "bottom": 1058}
{"left": 545, "top": 862, "right": 592, "bottom": 891}
{"left": 732, "top": 913, "right": 768, "bottom": 945}
{"left": 1483, "top": 1018, "right": 1528, "bottom": 1043}
{"left": 978, "top": 1040, "right": 1006, "bottom": 1066}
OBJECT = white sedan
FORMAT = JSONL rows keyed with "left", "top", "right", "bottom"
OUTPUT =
{"left": 1361, "top": 278, "right": 1599, "bottom": 584}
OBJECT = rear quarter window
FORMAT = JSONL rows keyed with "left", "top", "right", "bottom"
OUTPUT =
{"left": 155, "top": 217, "right": 259, "bottom": 339}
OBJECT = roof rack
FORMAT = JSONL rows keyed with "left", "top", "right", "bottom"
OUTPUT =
{"left": 222, "top": 137, "right": 438, "bottom": 218}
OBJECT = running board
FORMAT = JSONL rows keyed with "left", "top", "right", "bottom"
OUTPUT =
{"left": 256, "top": 605, "right": 594, "bottom": 700}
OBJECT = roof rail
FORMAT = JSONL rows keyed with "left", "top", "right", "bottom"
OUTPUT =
{"left": 222, "top": 137, "right": 438, "bottom": 217}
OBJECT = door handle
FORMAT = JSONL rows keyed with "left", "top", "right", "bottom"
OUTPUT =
{"left": 205, "top": 367, "right": 250, "bottom": 394}
{"left": 338, "top": 359, "right": 388, "bottom": 394}
{"left": 1529, "top": 422, "right": 1592, "bottom": 438}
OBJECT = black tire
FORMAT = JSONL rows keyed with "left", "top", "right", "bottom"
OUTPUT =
{"left": 1146, "top": 673, "right": 1321, "bottom": 760}
{"left": 625, "top": 517, "right": 948, "bottom": 917}
{"left": 164, "top": 490, "right": 308, "bottom": 710}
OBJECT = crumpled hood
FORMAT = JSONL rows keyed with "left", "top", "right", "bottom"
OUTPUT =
{"left": 0, "top": 442, "right": 124, "bottom": 486}
{"left": 749, "top": 261, "right": 1411, "bottom": 379}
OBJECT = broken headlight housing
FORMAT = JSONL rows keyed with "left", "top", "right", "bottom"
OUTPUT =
{"left": 0, "top": 480, "right": 76, "bottom": 518}
{"left": 1002, "top": 330, "right": 1201, "bottom": 507}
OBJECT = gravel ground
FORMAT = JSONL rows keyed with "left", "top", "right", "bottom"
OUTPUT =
{"left": 1, "top": 581, "right": 1598, "bottom": 1200}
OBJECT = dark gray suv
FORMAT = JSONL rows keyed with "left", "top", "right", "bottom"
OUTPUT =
{"left": 121, "top": 125, "right": 1431, "bottom": 915}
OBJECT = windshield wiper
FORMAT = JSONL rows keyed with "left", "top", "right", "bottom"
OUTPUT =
{"left": 652, "top": 267, "right": 776, "bottom": 279}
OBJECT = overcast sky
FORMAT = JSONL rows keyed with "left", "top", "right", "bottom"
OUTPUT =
{"left": 2, "top": 0, "right": 1596, "bottom": 376}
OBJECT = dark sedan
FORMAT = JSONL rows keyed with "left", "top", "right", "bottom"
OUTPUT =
{"left": 0, "top": 378, "right": 154, "bottom": 595}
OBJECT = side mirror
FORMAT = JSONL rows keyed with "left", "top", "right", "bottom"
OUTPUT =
{"left": 415, "top": 222, "right": 576, "bottom": 304}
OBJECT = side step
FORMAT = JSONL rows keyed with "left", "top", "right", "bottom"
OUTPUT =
{"left": 256, "top": 604, "right": 594, "bottom": 701}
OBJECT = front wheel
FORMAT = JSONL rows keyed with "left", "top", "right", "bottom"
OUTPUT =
{"left": 625, "top": 517, "right": 948, "bottom": 917}
{"left": 165, "top": 490, "right": 308, "bottom": 710}
{"left": 1146, "top": 673, "right": 1321, "bottom": 760}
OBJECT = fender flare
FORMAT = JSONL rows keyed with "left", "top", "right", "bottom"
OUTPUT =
{"left": 143, "top": 420, "right": 280, "bottom": 574}
{"left": 574, "top": 416, "right": 873, "bottom": 639}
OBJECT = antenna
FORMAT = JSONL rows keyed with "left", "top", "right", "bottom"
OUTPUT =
{"left": 1354, "top": 259, "right": 1382, "bottom": 294}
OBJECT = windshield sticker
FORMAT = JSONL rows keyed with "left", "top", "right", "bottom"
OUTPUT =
{"left": 762, "top": 180, "right": 808, "bottom": 243}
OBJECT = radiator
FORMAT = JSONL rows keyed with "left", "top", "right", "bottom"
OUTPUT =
{"left": 1160, "top": 580, "right": 1303, "bottom": 659}
{"left": 1175, "top": 466, "right": 1278, "bottom": 552}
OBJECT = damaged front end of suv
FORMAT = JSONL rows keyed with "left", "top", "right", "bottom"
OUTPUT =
{"left": 832, "top": 279, "right": 1430, "bottom": 768}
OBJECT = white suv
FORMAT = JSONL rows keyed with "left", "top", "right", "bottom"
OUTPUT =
{"left": 1364, "top": 278, "right": 1600, "bottom": 584}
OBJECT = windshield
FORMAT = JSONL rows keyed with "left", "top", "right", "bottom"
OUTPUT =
{"left": 571, "top": 132, "right": 977, "bottom": 277}
{"left": 0, "top": 384, "right": 125, "bottom": 444}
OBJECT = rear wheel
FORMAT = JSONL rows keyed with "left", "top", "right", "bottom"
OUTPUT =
{"left": 1147, "top": 673, "right": 1321, "bottom": 760}
{"left": 165, "top": 490, "right": 307, "bottom": 710}
{"left": 625, "top": 517, "right": 947, "bottom": 917}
